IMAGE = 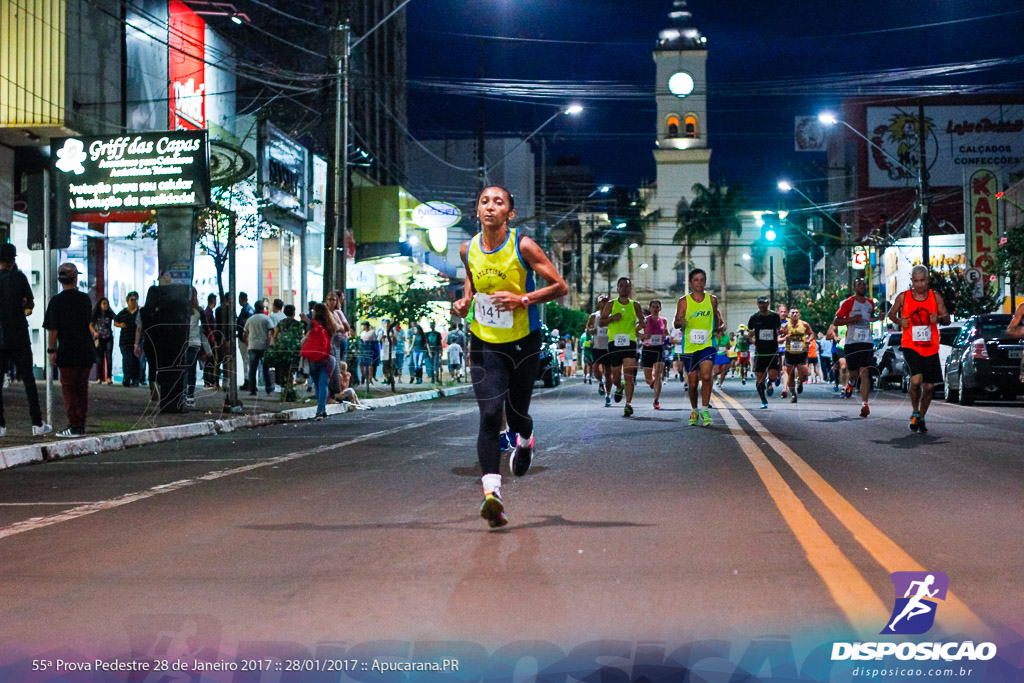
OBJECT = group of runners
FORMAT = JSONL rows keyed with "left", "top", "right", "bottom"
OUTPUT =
{"left": 455, "top": 185, "right": 952, "bottom": 528}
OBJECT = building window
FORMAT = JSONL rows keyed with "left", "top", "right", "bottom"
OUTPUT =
{"left": 684, "top": 114, "right": 698, "bottom": 138}
{"left": 667, "top": 115, "right": 680, "bottom": 138}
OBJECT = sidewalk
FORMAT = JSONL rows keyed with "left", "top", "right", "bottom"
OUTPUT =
{"left": 0, "top": 376, "right": 473, "bottom": 469}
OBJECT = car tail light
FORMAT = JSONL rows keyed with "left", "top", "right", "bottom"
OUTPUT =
{"left": 971, "top": 339, "right": 989, "bottom": 359}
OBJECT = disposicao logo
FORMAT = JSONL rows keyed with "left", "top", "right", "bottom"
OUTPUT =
{"left": 831, "top": 571, "right": 998, "bottom": 663}
{"left": 882, "top": 571, "right": 948, "bottom": 635}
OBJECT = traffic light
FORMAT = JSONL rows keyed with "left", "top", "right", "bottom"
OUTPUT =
{"left": 761, "top": 218, "right": 778, "bottom": 243}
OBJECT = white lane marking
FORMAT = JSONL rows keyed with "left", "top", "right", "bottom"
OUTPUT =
{"left": 0, "top": 407, "right": 475, "bottom": 542}
{"left": 0, "top": 502, "right": 97, "bottom": 506}
{"left": 66, "top": 459, "right": 273, "bottom": 465}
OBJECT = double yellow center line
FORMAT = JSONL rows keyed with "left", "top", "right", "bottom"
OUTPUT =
{"left": 714, "top": 388, "right": 993, "bottom": 641}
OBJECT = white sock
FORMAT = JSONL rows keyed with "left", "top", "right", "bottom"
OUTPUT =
{"left": 482, "top": 473, "right": 501, "bottom": 494}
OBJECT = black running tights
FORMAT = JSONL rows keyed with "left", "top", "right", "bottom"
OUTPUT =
{"left": 469, "top": 330, "right": 542, "bottom": 475}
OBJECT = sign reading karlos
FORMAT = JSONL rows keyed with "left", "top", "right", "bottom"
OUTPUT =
{"left": 52, "top": 130, "right": 211, "bottom": 212}
{"left": 967, "top": 169, "right": 999, "bottom": 274}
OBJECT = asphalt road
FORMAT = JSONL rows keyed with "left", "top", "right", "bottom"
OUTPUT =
{"left": 0, "top": 376, "right": 1020, "bottom": 680}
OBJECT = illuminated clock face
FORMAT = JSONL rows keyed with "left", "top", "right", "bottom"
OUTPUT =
{"left": 668, "top": 72, "right": 695, "bottom": 97}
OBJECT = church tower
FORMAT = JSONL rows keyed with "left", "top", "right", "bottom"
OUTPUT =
{"left": 652, "top": 1, "right": 710, "bottom": 215}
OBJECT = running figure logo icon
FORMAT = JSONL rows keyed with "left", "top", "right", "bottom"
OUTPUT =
{"left": 881, "top": 571, "right": 950, "bottom": 635}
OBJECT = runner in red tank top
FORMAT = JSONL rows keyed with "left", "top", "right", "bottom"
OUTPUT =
{"left": 888, "top": 265, "right": 951, "bottom": 433}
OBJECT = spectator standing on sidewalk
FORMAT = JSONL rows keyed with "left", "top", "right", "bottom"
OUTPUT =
{"left": 201, "top": 293, "right": 217, "bottom": 387}
{"left": 114, "top": 291, "right": 141, "bottom": 386}
{"left": 137, "top": 286, "right": 161, "bottom": 401}
{"left": 184, "top": 287, "right": 212, "bottom": 408}
{"left": 243, "top": 300, "right": 276, "bottom": 396}
{"left": 393, "top": 322, "right": 406, "bottom": 383}
{"left": 426, "top": 321, "right": 443, "bottom": 383}
{"left": 325, "top": 290, "right": 351, "bottom": 370}
{"left": 409, "top": 323, "right": 426, "bottom": 383}
{"left": 213, "top": 293, "right": 235, "bottom": 389}
{"left": 90, "top": 297, "right": 115, "bottom": 384}
{"left": 269, "top": 298, "right": 286, "bottom": 326}
{"left": 358, "top": 321, "right": 376, "bottom": 385}
{"left": 300, "top": 303, "right": 336, "bottom": 420}
{"left": 0, "top": 243, "right": 52, "bottom": 437}
{"left": 380, "top": 320, "right": 397, "bottom": 390}
{"left": 43, "top": 263, "right": 93, "bottom": 437}
{"left": 236, "top": 292, "right": 254, "bottom": 391}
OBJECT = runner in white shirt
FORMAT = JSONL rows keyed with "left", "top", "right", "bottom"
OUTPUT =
{"left": 833, "top": 277, "right": 883, "bottom": 417}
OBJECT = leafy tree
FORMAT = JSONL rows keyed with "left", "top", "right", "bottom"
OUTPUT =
{"left": 354, "top": 277, "right": 440, "bottom": 327}
{"left": 675, "top": 182, "right": 745, "bottom": 301}
{"left": 125, "top": 176, "right": 275, "bottom": 302}
{"left": 544, "top": 302, "right": 589, "bottom": 338}
{"left": 928, "top": 268, "right": 1002, "bottom": 319}
{"left": 995, "top": 224, "right": 1024, "bottom": 293}
{"left": 264, "top": 322, "right": 304, "bottom": 402}
{"left": 788, "top": 284, "right": 855, "bottom": 335}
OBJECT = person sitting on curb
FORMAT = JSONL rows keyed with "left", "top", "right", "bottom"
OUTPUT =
{"left": 337, "top": 361, "right": 372, "bottom": 410}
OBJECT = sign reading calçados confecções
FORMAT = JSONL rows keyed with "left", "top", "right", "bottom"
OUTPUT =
{"left": 52, "top": 130, "right": 211, "bottom": 212}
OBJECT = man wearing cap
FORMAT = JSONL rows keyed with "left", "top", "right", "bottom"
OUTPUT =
{"left": 0, "top": 243, "right": 52, "bottom": 437}
{"left": 43, "top": 263, "right": 94, "bottom": 437}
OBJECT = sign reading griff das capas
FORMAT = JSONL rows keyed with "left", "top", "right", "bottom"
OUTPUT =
{"left": 52, "top": 129, "right": 211, "bottom": 213}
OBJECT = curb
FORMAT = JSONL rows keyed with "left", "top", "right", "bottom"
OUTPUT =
{"left": 0, "top": 384, "right": 475, "bottom": 471}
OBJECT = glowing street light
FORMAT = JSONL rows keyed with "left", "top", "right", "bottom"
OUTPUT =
{"left": 565, "top": 105, "right": 584, "bottom": 116}
{"left": 628, "top": 242, "right": 639, "bottom": 249}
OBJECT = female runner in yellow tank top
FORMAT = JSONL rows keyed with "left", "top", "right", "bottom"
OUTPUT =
{"left": 453, "top": 186, "right": 568, "bottom": 529}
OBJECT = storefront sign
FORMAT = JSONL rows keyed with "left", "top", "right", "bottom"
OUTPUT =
{"left": 866, "top": 105, "right": 1024, "bottom": 188}
{"left": 168, "top": 0, "right": 206, "bottom": 130}
{"left": 967, "top": 169, "right": 999, "bottom": 273}
{"left": 259, "top": 121, "right": 309, "bottom": 222}
{"left": 412, "top": 202, "right": 461, "bottom": 230}
{"left": 53, "top": 130, "right": 211, "bottom": 212}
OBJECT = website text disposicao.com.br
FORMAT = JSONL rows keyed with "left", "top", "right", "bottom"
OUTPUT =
{"left": 852, "top": 665, "right": 978, "bottom": 679}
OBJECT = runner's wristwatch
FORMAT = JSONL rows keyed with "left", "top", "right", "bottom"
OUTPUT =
{"left": 521, "top": 295, "right": 530, "bottom": 308}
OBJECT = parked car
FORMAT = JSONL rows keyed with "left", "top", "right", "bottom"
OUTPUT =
{"left": 537, "top": 325, "right": 562, "bottom": 387}
{"left": 873, "top": 331, "right": 904, "bottom": 389}
{"left": 943, "top": 314, "right": 1023, "bottom": 404}
{"left": 900, "top": 324, "right": 962, "bottom": 393}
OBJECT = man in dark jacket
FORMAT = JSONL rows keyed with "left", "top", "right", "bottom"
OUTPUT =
{"left": 0, "top": 244, "right": 52, "bottom": 437}
{"left": 43, "top": 263, "right": 94, "bottom": 437}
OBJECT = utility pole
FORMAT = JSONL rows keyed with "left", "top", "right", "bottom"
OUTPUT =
{"left": 539, "top": 136, "right": 547, "bottom": 322}
{"left": 476, "top": 37, "right": 486, "bottom": 191}
{"left": 919, "top": 101, "right": 930, "bottom": 268}
{"left": 328, "top": 21, "right": 350, "bottom": 300}
{"left": 588, "top": 215, "right": 596, "bottom": 311}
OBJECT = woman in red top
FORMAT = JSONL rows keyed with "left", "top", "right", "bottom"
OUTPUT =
{"left": 301, "top": 303, "right": 337, "bottom": 421}
{"left": 888, "top": 265, "right": 951, "bottom": 433}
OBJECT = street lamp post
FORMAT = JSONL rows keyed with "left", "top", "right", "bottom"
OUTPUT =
{"left": 779, "top": 179, "right": 852, "bottom": 294}
{"left": 818, "top": 112, "right": 928, "bottom": 264}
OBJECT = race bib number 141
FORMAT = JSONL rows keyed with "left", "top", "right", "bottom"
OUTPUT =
{"left": 474, "top": 293, "right": 514, "bottom": 329}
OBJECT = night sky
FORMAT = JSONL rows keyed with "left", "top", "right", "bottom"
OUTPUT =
{"left": 406, "top": 0, "right": 1024, "bottom": 206}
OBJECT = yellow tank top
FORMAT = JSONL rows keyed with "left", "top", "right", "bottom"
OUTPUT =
{"left": 786, "top": 321, "right": 808, "bottom": 354}
{"left": 607, "top": 298, "right": 639, "bottom": 344}
{"left": 467, "top": 228, "right": 538, "bottom": 344}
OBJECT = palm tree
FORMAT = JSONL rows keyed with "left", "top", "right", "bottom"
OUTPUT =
{"left": 674, "top": 182, "right": 745, "bottom": 304}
